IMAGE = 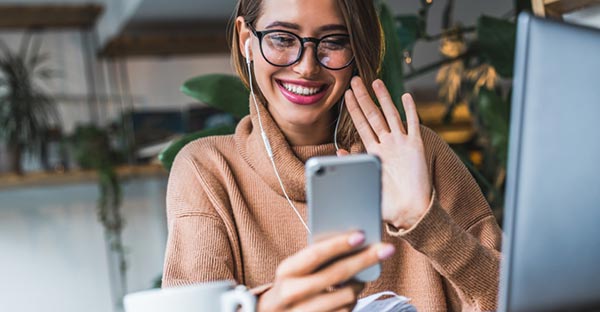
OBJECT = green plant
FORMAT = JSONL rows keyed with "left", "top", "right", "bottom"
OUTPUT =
{"left": 71, "top": 125, "right": 127, "bottom": 295}
{"left": 387, "top": 0, "right": 519, "bottom": 220}
{"left": 159, "top": 74, "right": 248, "bottom": 170}
{"left": 0, "top": 34, "right": 60, "bottom": 175}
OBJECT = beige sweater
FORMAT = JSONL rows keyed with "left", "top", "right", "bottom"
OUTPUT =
{"left": 163, "top": 100, "right": 502, "bottom": 311}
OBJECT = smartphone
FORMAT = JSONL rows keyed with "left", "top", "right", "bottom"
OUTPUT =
{"left": 306, "top": 154, "right": 382, "bottom": 282}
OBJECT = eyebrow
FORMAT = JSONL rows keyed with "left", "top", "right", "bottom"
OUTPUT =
{"left": 265, "top": 21, "right": 348, "bottom": 33}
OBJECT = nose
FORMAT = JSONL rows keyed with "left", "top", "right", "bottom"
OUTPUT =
{"left": 292, "top": 43, "right": 321, "bottom": 77}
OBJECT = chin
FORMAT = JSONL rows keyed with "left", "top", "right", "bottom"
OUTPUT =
{"left": 281, "top": 109, "right": 324, "bottom": 127}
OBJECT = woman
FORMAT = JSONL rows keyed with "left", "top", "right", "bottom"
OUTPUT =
{"left": 163, "top": 0, "right": 502, "bottom": 311}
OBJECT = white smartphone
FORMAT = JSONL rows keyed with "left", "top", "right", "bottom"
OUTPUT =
{"left": 305, "top": 154, "right": 382, "bottom": 282}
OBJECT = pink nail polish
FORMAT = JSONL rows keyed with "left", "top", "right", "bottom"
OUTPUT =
{"left": 348, "top": 232, "right": 365, "bottom": 247}
{"left": 377, "top": 245, "right": 395, "bottom": 260}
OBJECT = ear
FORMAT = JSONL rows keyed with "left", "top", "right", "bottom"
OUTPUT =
{"left": 236, "top": 16, "right": 252, "bottom": 61}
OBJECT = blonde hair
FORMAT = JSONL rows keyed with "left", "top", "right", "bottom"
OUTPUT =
{"left": 228, "top": 0, "right": 385, "bottom": 149}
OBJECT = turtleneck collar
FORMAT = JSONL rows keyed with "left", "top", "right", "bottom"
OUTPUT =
{"left": 234, "top": 96, "right": 364, "bottom": 202}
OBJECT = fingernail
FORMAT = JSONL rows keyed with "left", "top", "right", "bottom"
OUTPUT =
{"left": 336, "top": 149, "right": 348, "bottom": 157}
{"left": 377, "top": 244, "right": 395, "bottom": 260}
{"left": 348, "top": 232, "right": 365, "bottom": 247}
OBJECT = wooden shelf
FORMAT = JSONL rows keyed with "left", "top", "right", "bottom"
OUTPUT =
{"left": 99, "top": 20, "right": 230, "bottom": 57}
{"left": 0, "top": 164, "right": 167, "bottom": 190}
{"left": 0, "top": 4, "right": 103, "bottom": 29}
{"left": 99, "top": 32, "right": 229, "bottom": 57}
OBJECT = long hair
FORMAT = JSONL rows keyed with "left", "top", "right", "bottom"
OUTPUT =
{"left": 228, "top": 0, "right": 385, "bottom": 149}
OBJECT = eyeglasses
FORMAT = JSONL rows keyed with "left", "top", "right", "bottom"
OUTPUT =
{"left": 247, "top": 23, "right": 354, "bottom": 70}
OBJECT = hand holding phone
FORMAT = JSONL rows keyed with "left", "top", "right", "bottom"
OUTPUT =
{"left": 258, "top": 231, "right": 394, "bottom": 311}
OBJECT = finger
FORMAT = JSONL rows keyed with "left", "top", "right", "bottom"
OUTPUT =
{"left": 276, "top": 231, "right": 366, "bottom": 278}
{"left": 336, "top": 149, "right": 350, "bottom": 157}
{"left": 373, "top": 79, "right": 405, "bottom": 134}
{"left": 401, "top": 93, "right": 422, "bottom": 138}
{"left": 351, "top": 76, "right": 390, "bottom": 135}
{"left": 290, "top": 282, "right": 364, "bottom": 312}
{"left": 345, "top": 89, "right": 379, "bottom": 145}
{"left": 303, "top": 243, "right": 395, "bottom": 291}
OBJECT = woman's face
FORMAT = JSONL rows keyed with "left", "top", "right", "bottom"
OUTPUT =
{"left": 239, "top": 0, "right": 354, "bottom": 133}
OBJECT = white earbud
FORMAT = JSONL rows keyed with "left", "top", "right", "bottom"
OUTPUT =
{"left": 244, "top": 38, "right": 251, "bottom": 64}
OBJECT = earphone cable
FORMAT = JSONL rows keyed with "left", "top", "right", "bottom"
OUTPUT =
{"left": 334, "top": 96, "right": 344, "bottom": 152}
{"left": 246, "top": 59, "right": 312, "bottom": 234}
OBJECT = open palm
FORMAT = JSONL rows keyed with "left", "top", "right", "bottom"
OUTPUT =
{"left": 339, "top": 77, "right": 432, "bottom": 230}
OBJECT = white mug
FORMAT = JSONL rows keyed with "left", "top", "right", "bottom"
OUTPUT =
{"left": 124, "top": 280, "right": 256, "bottom": 312}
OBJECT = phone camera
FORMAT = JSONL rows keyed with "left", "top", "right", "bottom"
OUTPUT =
{"left": 315, "top": 167, "right": 325, "bottom": 176}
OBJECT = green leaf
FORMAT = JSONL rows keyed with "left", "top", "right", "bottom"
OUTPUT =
{"left": 378, "top": 2, "right": 406, "bottom": 118}
{"left": 396, "top": 15, "right": 421, "bottom": 51}
{"left": 159, "top": 125, "right": 237, "bottom": 170}
{"left": 477, "top": 16, "right": 516, "bottom": 78}
{"left": 181, "top": 74, "right": 250, "bottom": 119}
{"left": 477, "top": 88, "right": 510, "bottom": 167}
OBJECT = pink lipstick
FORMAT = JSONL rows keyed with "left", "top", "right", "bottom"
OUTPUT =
{"left": 277, "top": 79, "right": 329, "bottom": 105}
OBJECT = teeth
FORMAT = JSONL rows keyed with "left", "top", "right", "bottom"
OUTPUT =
{"left": 282, "top": 82, "right": 322, "bottom": 96}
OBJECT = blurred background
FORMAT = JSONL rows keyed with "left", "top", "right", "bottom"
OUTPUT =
{"left": 0, "top": 0, "right": 598, "bottom": 311}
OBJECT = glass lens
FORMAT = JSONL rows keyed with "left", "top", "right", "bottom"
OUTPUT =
{"left": 317, "top": 35, "right": 353, "bottom": 69}
{"left": 260, "top": 31, "right": 353, "bottom": 69}
{"left": 262, "top": 32, "right": 301, "bottom": 66}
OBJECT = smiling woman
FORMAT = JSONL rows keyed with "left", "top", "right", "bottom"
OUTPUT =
{"left": 231, "top": 0, "right": 382, "bottom": 147}
{"left": 162, "top": 0, "right": 502, "bottom": 311}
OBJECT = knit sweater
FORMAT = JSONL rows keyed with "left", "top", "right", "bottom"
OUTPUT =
{"left": 163, "top": 99, "right": 503, "bottom": 311}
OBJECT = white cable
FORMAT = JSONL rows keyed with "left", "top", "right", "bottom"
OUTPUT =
{"left": 246, "top": 58, "right": 312, "bottom": 234}
{"left": 268, "top": 149, "right": 312, "bottom": 234}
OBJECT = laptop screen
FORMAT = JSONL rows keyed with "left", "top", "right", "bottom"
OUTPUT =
{"left": 499, "top": 13, "right": 600, "bottom": 311}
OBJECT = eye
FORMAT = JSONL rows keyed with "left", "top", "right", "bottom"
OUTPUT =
{"left": 266, "top": 32, "right": 298, "bottom": 48}
{"left": 320, "top": 36, "right": 351, "bottom": 51}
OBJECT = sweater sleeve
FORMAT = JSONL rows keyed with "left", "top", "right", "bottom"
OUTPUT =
{"left": 162, "top": 144, "right": 237, "bottom": 288}
{"left": 386, "top": 127, "right": 502, "bottom": 311}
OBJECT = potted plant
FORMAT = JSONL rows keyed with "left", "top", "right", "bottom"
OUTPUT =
{"left": 0, "top": 34, "right": 59, "bottom": 175}
{"left": 70, "top": 124, "right": 127, "bottom": 297}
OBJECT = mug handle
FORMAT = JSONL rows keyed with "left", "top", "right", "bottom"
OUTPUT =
{"left": 221, "top": 285, "right": 256, "bottom": 312}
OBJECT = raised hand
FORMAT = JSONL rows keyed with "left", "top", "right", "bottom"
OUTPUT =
{"left": 339, "top": 77, "right": 432, "bottom": 230}
{"left": 257, "top": 231, "right": 395, "bottom": 311}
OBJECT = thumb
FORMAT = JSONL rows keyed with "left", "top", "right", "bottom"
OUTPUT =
{"left": 336, "top": 149, "right": 350, "bottom": 157}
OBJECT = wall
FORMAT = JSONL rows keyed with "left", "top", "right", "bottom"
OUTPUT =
{"left": 125, "top": 55, "right": 234, "bottom": 110}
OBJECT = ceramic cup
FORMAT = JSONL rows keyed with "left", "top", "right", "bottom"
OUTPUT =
{"left": 124, "top": 280, "right": 255, "bottom": 312}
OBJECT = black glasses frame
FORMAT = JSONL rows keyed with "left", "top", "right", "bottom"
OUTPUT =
{"left": 247, "top": 23, "right": 354, "bottom": 70}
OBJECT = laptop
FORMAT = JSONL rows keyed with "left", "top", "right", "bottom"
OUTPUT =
{"left": 499, "top": 13, "right": 600, "bottom": 311}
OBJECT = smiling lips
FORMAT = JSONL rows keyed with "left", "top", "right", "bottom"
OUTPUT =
{"left": 277, "top": 79, "right": 329, "bottom": 105}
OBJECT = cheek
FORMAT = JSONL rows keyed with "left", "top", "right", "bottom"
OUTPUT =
{"left": 332, "top": 71, "right": 353, "bottom": 94}
{"left": 253, "top": 60, "right": 279, "bottom": 93}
